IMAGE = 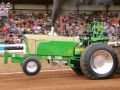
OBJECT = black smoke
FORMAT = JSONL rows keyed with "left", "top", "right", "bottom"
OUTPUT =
{"left": 51, "top": 0, "right": 112, "bottom": 27}
{"left": 51, "top": 0, "right": 71, "bottom": 27}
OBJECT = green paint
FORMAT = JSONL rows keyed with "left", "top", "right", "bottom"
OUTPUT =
{"left": 75, "top": 47, "right": 85, "bottom": 55}
{"left": 4, "top": 52, "right": 10, "bottom": 64}
{"left": 11, "top": 54, "right": 23, "bottom": 64}
{"left": 37, "top": 41, "right": 77, "bottom": 56}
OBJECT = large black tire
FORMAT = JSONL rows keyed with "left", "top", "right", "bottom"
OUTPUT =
{"left": 71, "top": 60, "right": 83, "bottom": 75}
{"left": 80, "top": 43, "right": 118, "bottom": 80}
{"left": 22, "top": 57, "right": 41, "bottom": 76}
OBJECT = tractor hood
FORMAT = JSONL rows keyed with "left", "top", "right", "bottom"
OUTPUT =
{"left": 25, "top": 34, "right": 79, "bottom": 42}
{"left": 24, "top": 34, "right": 79, "bottom": 55}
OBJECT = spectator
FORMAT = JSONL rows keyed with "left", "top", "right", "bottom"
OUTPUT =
{"left": 2, "top": 26, "right": 8, "bottom": 39}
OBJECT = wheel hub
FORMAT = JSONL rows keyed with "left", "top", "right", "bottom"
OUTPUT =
{"left": 26, "top": 61, "right": 38, "bottom": 73}
{"left": 94, "top": 56, "right": 106, "bottom": 68}
{"left": 90, "top": 50, "right": 113, "bottom": 74}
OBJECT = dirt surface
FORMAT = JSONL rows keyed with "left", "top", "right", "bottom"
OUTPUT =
{"left": 0, "top": 70, "right": 120, "bottom": 90}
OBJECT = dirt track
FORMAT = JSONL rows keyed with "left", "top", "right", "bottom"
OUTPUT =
{"left": 0, "top": 70, "right": 120, "bottom": 90}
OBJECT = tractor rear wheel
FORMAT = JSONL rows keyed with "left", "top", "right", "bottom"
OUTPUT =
{"left": 71, "top": 60, "right": 83, "bottom": 75}
{"left": 22, "top": 57, "right": 41, "bottom": 75}
{"left": 80, "top": 43, "right": 118, "bottom": 79}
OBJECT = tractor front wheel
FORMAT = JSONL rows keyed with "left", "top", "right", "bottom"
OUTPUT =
{"left": 22, "top": 57, "right": 41, "bottom": 75}
{"left": 80, "top": 43, "right": 118, "bottom": 79}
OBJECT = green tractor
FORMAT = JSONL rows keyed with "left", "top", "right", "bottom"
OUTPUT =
{"left": 1, "top": 21, "right": 118, "bottom": 80}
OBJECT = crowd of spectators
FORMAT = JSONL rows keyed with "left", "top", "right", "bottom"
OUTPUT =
{"left": 1, "top": 13, "right": 51, "bottom": 43}
{"left": 1, "top": 10, "right": 120, "bottom": 43}
{"left": 61, "top": 11, "right": 120, "bottom": 37}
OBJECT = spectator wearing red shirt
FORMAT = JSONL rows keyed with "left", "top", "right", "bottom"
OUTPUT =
{"left": 2, "top": 26, "right": 8, "bottom": 39}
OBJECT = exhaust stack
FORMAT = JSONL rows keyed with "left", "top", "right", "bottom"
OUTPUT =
{"left": 50, "top": 27, "right": 55, "bottom": 36}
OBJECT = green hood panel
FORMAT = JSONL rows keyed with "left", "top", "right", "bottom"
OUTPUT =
{"left": 37, "top": 41, "right": 77, "bottom": 56}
